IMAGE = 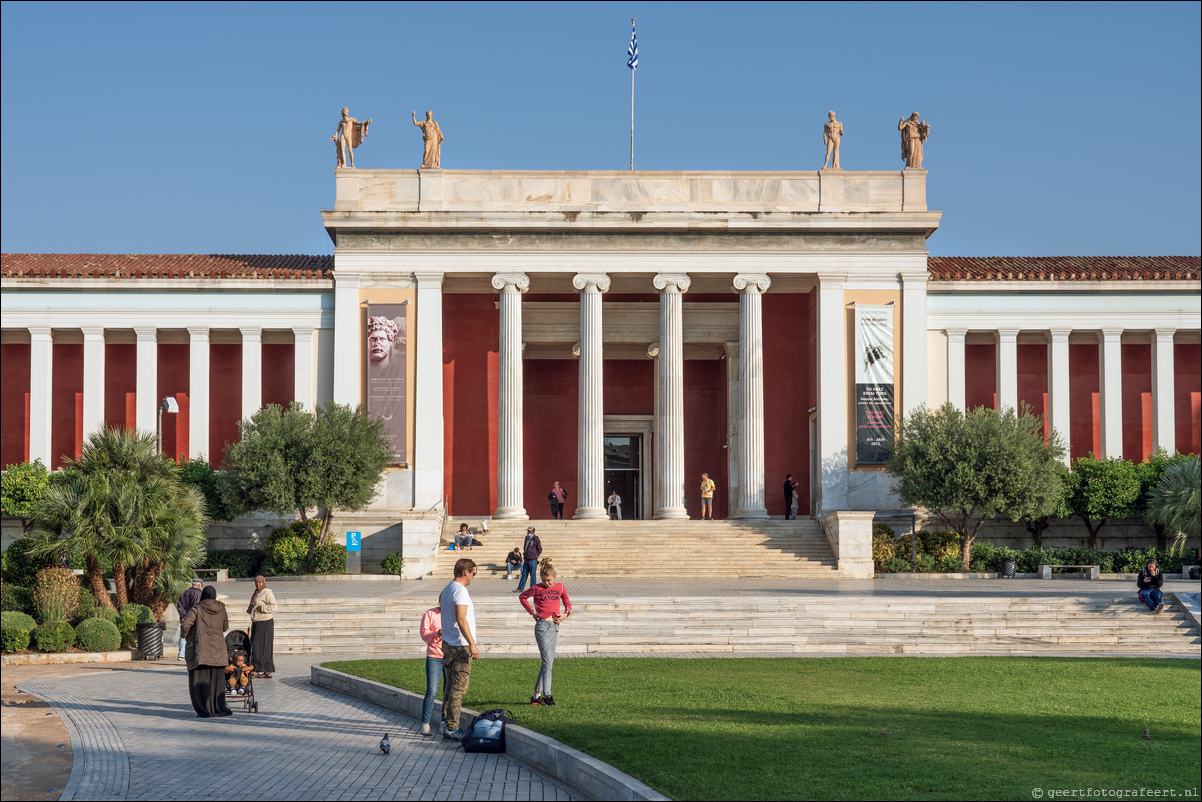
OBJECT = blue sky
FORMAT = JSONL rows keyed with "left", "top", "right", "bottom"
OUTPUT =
{"left": 2, "top": 1, "right": 1199, "bottom": 257}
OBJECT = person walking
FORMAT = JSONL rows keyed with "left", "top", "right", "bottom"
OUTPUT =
{"left": 418, "top": 597, "right": 448, "bottom": 736}
{"left": 176, "top": 577, "right": 203, "bottom": 661}
{"left": 439, "top": 558, "right": 480, "bottom": 742}
{"left": 514, "top": 527, "right": 543, "bottom": 593}
{"left": 1137, "top": 558, "right": 1165, "bottom": 613}
{"left": 180, "top": 585, "right": 232, "bottom": 718}
{"left": 519, "top": 559, "right": 572, "bottom": 706}
{"left": 607, "top": 490, "right": 622, "bottom": 520}
{"left": 699, "top": 473, "right": 716, "bottom": 521}
{"left": 549, "top": 482, "right": 567, "bottom": 520}
{"left": 247, "top": 575, "right": 277, "bottom": 678}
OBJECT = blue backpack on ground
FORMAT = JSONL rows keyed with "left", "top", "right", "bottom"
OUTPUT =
{"left": 462, "top": 709, "right": 512, "bottom": 753}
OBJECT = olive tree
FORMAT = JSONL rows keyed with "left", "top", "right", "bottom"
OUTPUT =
{"left": 886, "top": 403, "right": 1067, "bottom": 570}
{"left": 1, "top": 459, "right": 52, "bottom": 537}
{"left": 1067, "top": 455, "right": 1140, "bottom": 549}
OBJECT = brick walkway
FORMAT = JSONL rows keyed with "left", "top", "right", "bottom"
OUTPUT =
{"left": 20, "top": 659, "right": 577, "bottom": 801}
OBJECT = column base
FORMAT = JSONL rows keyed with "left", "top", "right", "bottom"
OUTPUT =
{"left": 654, "top": 508, "right": 690, "bottom": 520}
{"left": 732, "top": 508, "right": 769, "bottom": 520}
{"left": 573, "top": 507, "right": 608, "bottom": 520}
{"left": 492, "top": 507, "right": 529, "bottom": 520}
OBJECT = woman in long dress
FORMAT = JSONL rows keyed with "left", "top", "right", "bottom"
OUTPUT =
{"left": 248, "top": 575, "right": 277, "bottom": 678}
{"left": 180, "top": 585, "right": 232, "bottom": 718}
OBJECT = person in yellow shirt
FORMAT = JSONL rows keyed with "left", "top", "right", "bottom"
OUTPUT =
{"left": 699, "top": 473, "right": 716, "bottom": 521}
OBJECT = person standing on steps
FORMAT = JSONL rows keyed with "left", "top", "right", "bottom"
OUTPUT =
{"left": 515, "top": 527, "right": 543, "bottom": 593}
{"left": 699, "top": 473, "right": 716, "bottom": 521}
{"left": 549, "top": 481, "right": 567, "bottom": 520}
{"left": 1137, "top": 558, "right": 1165, "bottom": 613}
{"left": 440, "top": 558, "right": 480, "bottom": 742}
{"left": 783, "top": 474, "right": 798, "bottom": 520}
{"left": 519, "top": 558, "right": 572, "bottom": 706}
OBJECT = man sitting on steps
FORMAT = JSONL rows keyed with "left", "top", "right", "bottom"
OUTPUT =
{"left": 1137, "top": 558, "right": 1165, "bottom": 613}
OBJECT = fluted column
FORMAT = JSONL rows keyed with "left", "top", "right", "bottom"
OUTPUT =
{"left": 28, "top": 328, "right": 54, "bottom": 464}
{"left": 1099, "top": 329, "right": 1123, "bottom": 458}
{"left": 135, "top": 327, "right": 158, "bottom": 432}
{"left": 1048, "top": 329, "right": 1071, "bottom": 464}
{"left": 647, "top": 344, "right": 661, "bottom": 515}
{"left": 492, "top": 272, "right": 530, "bottom": 519}
{"left": 81, "top": 328, "right": 106, "bottom": 443}
{"left": 997, "top": 329, "right": 1019, "bottom": 412}
{"left": 946, "top": 329, "right": 967, "bottom": 410}
{"left": 733, "top": 273, "right": 770, "bottom": 519}
{"left": 188, "top": 328, "right": 210, "bottom": 461}
{"left": 240, "top": 327, "right": 263, "bottom": 421}
{"left": 653, "top": 273, "right": 690, "bottom": 519}
{"left": 292, "top": 328, "right": 314, "bottom": 411}
{"left": 573, "top": 273, "right": 611, "bottom": 519}
{"left": 1152, "top": 329, "right": 1176, "bottom": 456}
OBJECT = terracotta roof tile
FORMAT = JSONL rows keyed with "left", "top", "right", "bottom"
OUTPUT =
{"left": 927, "top": 255, "right": 1199, "bottom": 282}
{"left": 0, "top": 253, "right": 334, "bottom": 280}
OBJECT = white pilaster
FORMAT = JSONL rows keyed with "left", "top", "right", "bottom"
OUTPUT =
{"left": 733, "top": 273, "right": 770, "bottom": 519}
{"left": 240, "top": 327, "right": 263, "bottom": 421}
{"left": 28, "top": 328, "right": 54, "bottom": 464}
{"left": 648, "top": 343, "right": 662, "bottom": 515}
{"left": 817, "top": 275, "right": 848, "bottom": 511}
{"left": 188, "top": 328, "right": 210, "bottom": 462}
{"left": 135, "top": 327, "right": 158, "bottom": 433}
{"left": 492, "top": 272, "right": 529, "bottom": 519}
{"left": 81, "top": 328, "right": 106, "bottom": 443}
{"left": 724, "top": 341, "right": 740, "bottom": 511}
{"left": 1048, "top": 329, "right": 1071, "bottom": 464}
{"left": 332, "top": 270, "right": 361, "bottom": 406}
{"left": 292, "top": 328, "right": 315, "bottom": 411}
{"left": 413, "top": 272, "right": 445, "bottom": 510}
{"left": 900, "top": 272, "right": 928, "bottom": 414}
{"left": 653, "top": 273, "right": 690, "bottom": 519}
{"left": 573, "top": 273, "right": 611, "bottom": 519}
{"left": 1152, "top": 329, "right": 1176, "bottom": 456}
{"left": 1099, "top": 329, "right": 1124, "bottom": 458}
{"left": 946, "top": 329, "right": 967, "bottom": 410}
{"left": 996, "top": 329, "right": 1019, "bottom": 413}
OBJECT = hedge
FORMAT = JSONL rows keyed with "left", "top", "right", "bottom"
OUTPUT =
{"left": 1, "top": 583, "right": 34, "bottom": 615}
{"left": 2, "top": 624, "right": 31, "bottom": 653}
{"left": 33, "top": 621, "right": 75, "bottom": 653}
{"left": 76, "top": 618, "right": 121, "bottom": 653}
{"left": 877, "top": 542, "right": 1200, "bottom": 574}
{"left": 1, "top": 611, "right": 37, "bottom": 632}
{"left": 201, "top": 549, "right": 266, "bottom": 579}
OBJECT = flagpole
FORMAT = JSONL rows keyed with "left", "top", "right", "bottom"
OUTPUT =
{"left": 629, "top": 18, "right": 636, "bottom": 171}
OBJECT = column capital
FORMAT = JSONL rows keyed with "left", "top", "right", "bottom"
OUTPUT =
{"left": 571, "top": 342, "right": 581, "bottom": 359}
{"left": 653, "top": 273, "right": 691, "bottom": 293}
{"left": 817, "top": 271, "right": 847, "bottom": 287}
{"left": 292, "top": 327, "right": 315, "bottom": 343}
{"left": 732, "top": 273, "right": 772, "bottom": 294}
{"left": 134, "top": 327, "right": 157, "bottom": 342}
{"left": 28, "top": 326, "right": 53, "bottom": 340}
{"left": 240, "top": 327, "right": 263, "bottom": 342}
{"left": 80, "top": 327, "right": 105, "bottom": 342}
{"left": 900, "top": 271, "right": 929, "bottom": 288}
{"left": 996, "top": 329, "right": 1020, "bottom": 342}
{"left": 572, "top": 273, "right": 611, "bottom": 293}
{"left": 188, "top": 327, "right": 210, "bottom": 341}
{"left": 946, "top": 328, "right": 967, "bottom": 342}
{"left": 1099, "top": 328, "right": 1123, "bottom": 343}
{"left": 646, "top": 344, "right": 660, "bottom": 359}
{"left": 413, "top": 271, "right": 445, "bottom": 289}
{"left": 491, "top": 272, "right": 530, "bottom": 293}
{"left": 1153, "top": 328, "right": 1176, "bottom": 343}
{"left": 333, "top": 270, "right": 363, "bottom": 287}
{"left": 1049, "top": 328, "right": 1071, "bottom": 343}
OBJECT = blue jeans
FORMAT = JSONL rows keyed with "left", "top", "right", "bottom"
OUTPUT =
{"left": 421, "top": 657, "right": 447, "bottom": 724}
{"left": 517, "top": 559, "right": 538, "bottom": 591}
{"left": 1138, "top": 588, "right": 1163, "bottom": 610}
{"left": 506, "top": 562, "right": 519, "bottom": 578}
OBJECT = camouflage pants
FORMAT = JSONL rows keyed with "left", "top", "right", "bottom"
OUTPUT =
{"left": 441, "top": 644, "right": 473, "bottom": 731}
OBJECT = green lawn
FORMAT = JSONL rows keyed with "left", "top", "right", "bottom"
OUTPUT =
{"left": 326, "top": 657, "right": 1201, "bottom": 801}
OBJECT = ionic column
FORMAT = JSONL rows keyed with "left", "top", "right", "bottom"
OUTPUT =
{"left": 81, "top": 328, "right": 106, "bottom": 443}
{"left": 647, "top": 343, "right": 661, "bottom": 515}
{"left": 1098, "top": 329, "right": 1123, "bottom": 458}
{"left": 414, "top": 272, "right": 446, "bottom": 510}
{"left": 1152, "top": 329, "right": 1176, "bottom": 456}
{"left": 996, "top": 329, "right": 1019, "bottom": 412}
{"left": 900, "top": 272, "right": 928, "bottom": 414}
{"left": 1048, "top": 329, "right": 1071, "bottom": 464}
{"left": 733, "top": 273, "right": 770, "bottom": 519}
{"left": 135, "top": 327, "right": 158, "bottom": 432}
{"left": 573, "top": 273, "right": 611, "bottom": 519}
{"left": 653, "top": 273, "right": 690, "bottom": 519}
{"left": 817, "top": 274, "right": 848, "bottom": 511}
{"left": 724, "top": 341, "right": 740, "bottom": 510}
{"left": 188, "top": 328, "right": 210, "bottom": 461}
{"left": 292, "top": 328, "right": 315, "bottom": 411}
{"left": 492, "top": 272, "right": 530, "bottom": 519}
{"left": 240, "top": 327, "right": 263, "bottom": 420}
{"left": 28, "top": 328, "right": 54, "bottom": 464}
{"left": 946, "top": 329, "right": 967, "bottom": 410}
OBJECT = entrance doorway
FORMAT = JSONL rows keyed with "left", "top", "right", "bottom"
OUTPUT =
{"left": 603, "top": 436, "right": 641, "bottom": 519}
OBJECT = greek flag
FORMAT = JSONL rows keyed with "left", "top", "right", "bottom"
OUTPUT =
{"left": 627, "top": 22, "right": 638, "bottom": 70}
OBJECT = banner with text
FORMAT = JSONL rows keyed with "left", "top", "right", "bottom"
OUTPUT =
{"left": 366, "top": 302, "right": 408, "bottom": 464}
{"left": 854, "top": 304, "right": 895, "bottom": 465}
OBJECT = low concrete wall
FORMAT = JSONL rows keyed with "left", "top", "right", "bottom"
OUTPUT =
{"left": 311, "top": 665, "right": 668, "bottom": 802}
{"left": 822, "top": 510, "right": 875, "bottom": 578}
{"left": 876, "top": 514, "right": 1200, "bottom": 553}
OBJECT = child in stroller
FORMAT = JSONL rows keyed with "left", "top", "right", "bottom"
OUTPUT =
{"left": 224, "top": 630, "right": 259, "bottom": 712}
{"left": 226, "top": 652, "right": 255, "bottom": 695}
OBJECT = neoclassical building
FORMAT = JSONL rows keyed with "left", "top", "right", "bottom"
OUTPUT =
{"left": 2, "top": 168, "right": 1199, "bottom": 573}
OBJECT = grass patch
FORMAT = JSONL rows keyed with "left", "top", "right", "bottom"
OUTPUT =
{"left": 327, "top": 657, "right": 1201, "bottom": 801}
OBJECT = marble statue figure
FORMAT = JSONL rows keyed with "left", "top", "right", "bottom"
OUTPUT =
{"left": 822, "top": 111, "right": 844, "bottom": 170}
{"left": 367, "top": 316, "right": 400, "bottom": 367}
{"left": 412, "top": 110, "right": 444, "bottom": 169}
{"left": 332, "top": 107, "right": 371, "bottom": 169}
{"left": 898, "top": 112, "right": 930, "bottom": 169}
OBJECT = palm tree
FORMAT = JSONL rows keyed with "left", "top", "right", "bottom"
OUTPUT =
{"left": 1145, "top": 455, "right": 1201, "bottom": 559}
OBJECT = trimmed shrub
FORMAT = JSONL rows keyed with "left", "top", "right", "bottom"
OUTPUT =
{"left": 914, "top": 554, "right": 938, "bottom": 573}
{"left": 33, "top": 621, "right": 75, "bottom": 653}
{"left": 76, "top": 618, "right": 121, "bottom": 653}
{"left": 381, "top": 553, "right": 404, "bottom": 576}
{"left": 2, "top": 624, "right": 31, "bottom": 653}
{"left": 881, "top": 556, "right": 912, "bottom": 574}
{"left": 116, "top": 608, "right": 138, "bottom": 648}
{"left": 917, "top": 530, "right": 961, "bottom": 562}
{"left": 3, "top": 538, "right": 58, "bottom": 586}
{"left": 937, "top": 555, "right": 965, "bottom": 573}
{"left": 2, "top": 611, "right": 38, "bottom": 632}
{"left": 263, "top": 520, "right": 344, "bottom": 575}
{"left": 872, "top": 530, "right": 895, "bottom": 564}
{"left": 33, "top": 566, "right": 80, "bottom": 623}
{"left": 1, "top": 582, "right": 34, "bottom": 615}
{"left": 202, "top": 549, "right": 266, "bottom": 579}
{"left": 120, "top": 603, "right": 155, "bottom": 624}
{"left": 94, "top": 606, "right": 119, "bottom": 624}
{"left": 73, "top": 586, "right": 99, "bottom": 625}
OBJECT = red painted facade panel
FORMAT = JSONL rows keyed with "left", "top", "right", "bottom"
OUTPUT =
{"left": 209, "top": 344, "right": 242, "bottom": 466}
{"left": 1120, "top": 344, "right": 1153, "bottom": 462}
{"left": 523, "top": 359, "right": 579, "bottom": 518}
{"left": 603, "top": 360, "right": 653, "bottom": 415}
{"left": 51, "top": 343, "right": 83, "bottom": 467}
{"left": 1, "top": 344, "right": 31, "bottom": 468}
{"left": 1069, "top": 343, "right": 1101, "bottom": 460}
{"left": 965, "top": 344, "right": 997, "bottom": 411}
{"left": 104, "top": 344, "right": 137, "bottom": 431}
{"left": 1176, "top": 343, "right": 1201, "bottom": 455}
{"left": 443, "top": 294, "right": 499, "bottom": 517}
{"left": 157, "top": 344, "right": 190, "bottom": 462}
{"left": 683, "top": 360, "right": 728, "bottom": 520}
{"left": 763, "top": 293, "right": 812, "bottom": 516}
{"left": 1016, "top": 344, "right": 1049, "bottom": 438}
{"left": 262, "top": 344, "right": 295, "bottom": 411}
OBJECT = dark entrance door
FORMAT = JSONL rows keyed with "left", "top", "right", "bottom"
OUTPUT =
{"left": 603, "top": 435, "right": 641, "bottom": 519}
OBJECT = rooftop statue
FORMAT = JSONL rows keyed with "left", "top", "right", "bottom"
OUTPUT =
{"left": 898, "top": 112, "right": 930, "bottom": 169}
{"left": 822, "top": 111, "right": 844, "bottom": 170}
{"left": 332, "top": 107, "right": 371, "bottom": 169}
{"left": 412, "top": 110, "right": 444, "bottom": 169}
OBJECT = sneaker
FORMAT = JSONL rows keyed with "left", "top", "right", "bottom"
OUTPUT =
{"left": 420, "top": 723, "right": 431, "bottom": 736}
{"left": 543, "top": 695, "right": 556, "bottom": 706}
{"left": 444, "top": 728, "right": 465, "bottom": 741}
{"left": 530, "top": 695, "right": 543, "bottom": 705}
{"left": 1155, "top": 602, "right": 1165, "bottom": 614}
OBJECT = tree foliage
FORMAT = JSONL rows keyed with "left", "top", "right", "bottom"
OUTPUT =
{"left": 1067, "top": 455, "right": 1140, "bottom": 549}
{"left": 219, "top": 402, "right": 391, "bottom": 573}
{"left": 1, "top": 460, "right": 52, "bottom": 536}
{"left": 1144, "top": 455, "right": 1201, "bottom": 558}
{"left": 886, "top": 403, "right": 1067, "bottom": 570}
{"left": 178, "top": 458, "right": 237, "bottom": 522}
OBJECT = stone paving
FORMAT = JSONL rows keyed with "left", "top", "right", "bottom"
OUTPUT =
{"left": 20, "top": 655, "right": 577, "bottom": 802}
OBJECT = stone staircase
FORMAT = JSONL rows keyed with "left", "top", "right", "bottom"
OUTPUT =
{"left": 225, "top": 594, "right": 1201, "bottom": 657}
{"left": 435, "top": 518, "right": 840, "bottom": 578}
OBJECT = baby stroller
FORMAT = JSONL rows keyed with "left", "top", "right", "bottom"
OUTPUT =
{"left": 224, "top": 630, "right": 259, "bottom": 713}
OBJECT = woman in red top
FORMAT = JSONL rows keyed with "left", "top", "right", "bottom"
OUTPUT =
{"left": 518, "top": 559, "right": 572, "bottom": 706}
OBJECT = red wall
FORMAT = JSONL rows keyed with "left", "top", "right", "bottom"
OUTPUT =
{"left": 1177, "top": 343, "right": 1201, "bottom": 456}
{"left": 1069, "top": 343, "right": 1101, "bottom": 460}
{"left": 443, "top": 294, "right": 499, "bottom": 516}
{"left": 603, "top": 359, "right": 653, "bottom": 415}
{"left": 1016, "top": 344, "right": 1049, "bottom": 438}
{"left": 965, "top": 344, "right": 997, "bottom": 411}
{"left": 157, "top": 344, "right": 190, "bottom": 462}
{"left": 1, "top": 344, "right": 31, "bottom": 468}
{"left": 262, "top": 344, "right": 295, "bottom": 410}
{"left": 523, "top": 360, "right": 579, "bottom": 517}
{"left": 1121, "top": 344, "right": 1153, "bottom": 462}
{"left": 51, "top": 343, "right": 83, "bottom": 467}
{"left": 104, "top": 344, "right": 137, "bottom": 431}
{"left": 684, "top": 359, "right": 728, "bottom": 520}
{"left": 763, "top": 293, "right": 812, "bottom": 516}
{"left": 210, "top": 344, "right": 242, "bottom": 466}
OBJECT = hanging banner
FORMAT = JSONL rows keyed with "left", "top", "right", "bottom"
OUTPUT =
{"left": 854, "top": 304, "right": 895, "bottom": 465}
{"left": 366, "top": 302, "right": 408, "bottom": 464}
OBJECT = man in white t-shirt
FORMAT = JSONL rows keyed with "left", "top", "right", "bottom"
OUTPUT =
{"left": 439, "top": 558, "right": 479, "bottom": 740}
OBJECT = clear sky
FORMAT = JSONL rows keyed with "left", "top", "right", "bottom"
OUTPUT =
{"left": 2, "top": 1, "right": 1199, "bottom": 257}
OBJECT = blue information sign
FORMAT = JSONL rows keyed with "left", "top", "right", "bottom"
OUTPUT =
{"left": 346, "top": 531, "right": 362, "bottom": 552}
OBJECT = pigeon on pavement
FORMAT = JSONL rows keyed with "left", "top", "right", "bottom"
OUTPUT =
{"left": 379, "top": 733, "right": 391, "bottom": 755}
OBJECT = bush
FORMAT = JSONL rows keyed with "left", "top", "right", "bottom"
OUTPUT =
{"left": 2, "top": 624, "right": 31, "bottom": 653}
{"left": 914, "top": 554, "right": 938, "bottom": 572}
{"left": 917, "top": 530, "right": 961, "bottom": 562}
{"left": 2, "top": 610, "right": 38, "bottom": 632}
{"left": 381, "top": 553, "right": 404, "bottom": 576}
{"left": 881, "top": 556, "right": 913, "bottom": 574}
{"left": 115, "top": 608, "right": 138, "bottom": 648}
{"left": 202, "top": 549, "right": 266, "bottom": 579}
{"left": 872, "top": 529, "right": 895, "bottom": 564}
{"left": 33, "top": 566, "right": 80, "bottom": 623}
{"left": 3, "top": 538, "right": 59, "bottom": 586}
{"left": 120, "top": 603, "right": 155, "bottom": 624}
{"left": 95, "top": 607, "right": 119, "bottom": 624}
{"left": 937, "top": 555, "right": 965, "bottom": 573}
{"left": 1, "top": 582, "right": 34, "bottom": 615}
{"left": 33, "top": 621, "right": 75, "bottom": 653}
{"left": 76, "top": 618, "right": 121, "bottom": 653}
{"left": 263, "top": 520, "right": 344, "bottom": 575}
{"left": 73, "top": 586, "right": 99, "bottom": 625}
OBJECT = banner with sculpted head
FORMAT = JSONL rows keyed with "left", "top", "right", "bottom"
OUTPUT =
{"left": 366, "top": 303, "right": 407, "bottom": 464}
{"left": 854, "top": 304, "right": 895, "bottom": 465}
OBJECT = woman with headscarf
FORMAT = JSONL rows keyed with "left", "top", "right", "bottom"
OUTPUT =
{"left": 248, "top": 575, "right": 277, "bottom": 678}
{"left": 180, "top": 585, "right": 232, "bottom": 718}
